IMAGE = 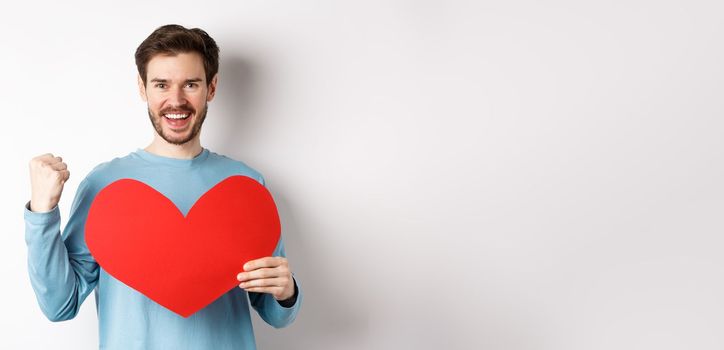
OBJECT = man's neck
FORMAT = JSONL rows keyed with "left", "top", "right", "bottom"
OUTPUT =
{"left": 144, "top": 136, "right": 203, "bottom": 160}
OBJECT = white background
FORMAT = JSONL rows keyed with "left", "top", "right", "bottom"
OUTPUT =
{"left": 2, "top": 1, "right": 723, "bottom": 349}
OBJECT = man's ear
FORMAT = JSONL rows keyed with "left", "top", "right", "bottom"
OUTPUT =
{"left": 137, "top": 74, "right": 148, "bottom": 102}
{"left": 206, "top": 74, "right": 218, "bottom": 102}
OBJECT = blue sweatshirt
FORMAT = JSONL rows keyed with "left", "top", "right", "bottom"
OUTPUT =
{"left": 24, "top": 148, "right": 302, "bottom": 349}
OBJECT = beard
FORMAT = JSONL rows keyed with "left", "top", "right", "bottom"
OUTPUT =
{"left": 147, "top": 104, "right": 208, "bottom": 146}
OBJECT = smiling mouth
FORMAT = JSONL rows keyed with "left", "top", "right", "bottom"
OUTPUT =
{"left": 164, "top": 113, "right": 190, "bottom": 120}
{"left": 163, "top": 112, "right": 192, "bottom": 129}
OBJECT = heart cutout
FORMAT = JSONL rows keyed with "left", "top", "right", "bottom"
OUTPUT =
{"left": 85, "top": 175, "right": 281, "bottom": 317}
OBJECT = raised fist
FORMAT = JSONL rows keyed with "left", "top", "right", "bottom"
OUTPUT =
{"left": 29, "top": 153, "right": 70, "bottom": 213}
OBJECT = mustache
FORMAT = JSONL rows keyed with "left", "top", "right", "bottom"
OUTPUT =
{"left": 159, "top": 105, "right": 195, "bottom": 115}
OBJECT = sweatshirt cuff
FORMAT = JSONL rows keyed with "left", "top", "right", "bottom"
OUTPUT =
{"left": 24, "top": 201, "right": 60, "bottom": 225}
{"left": 276, "top": 277, "right": 299, "bottom": 308}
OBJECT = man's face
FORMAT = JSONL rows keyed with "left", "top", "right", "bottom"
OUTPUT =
{"left": 139, "top": 52, "right": 217, "bottom": 145}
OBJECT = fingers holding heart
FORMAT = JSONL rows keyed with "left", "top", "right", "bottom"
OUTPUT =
{"left": 237, "top": 273, "right": 292, "bottom": 297}
{"left": 237, "top": 268, "right": 278, "bottom": 284}
{"left": 237, "top": 257, "right": 294, "bottom": 300}
{"left": 238, "top": 276, "right": 288, "bottom": 289}
{"left": 243, "top": 256, "right": 287, "bottom": 271}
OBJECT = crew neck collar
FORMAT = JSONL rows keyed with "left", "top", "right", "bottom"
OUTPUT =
{"left": 134, "top": 147, "right": 210, "bottom": 168}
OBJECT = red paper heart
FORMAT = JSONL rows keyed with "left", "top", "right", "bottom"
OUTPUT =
{"left": 85, "top": 175, "right": 280, "bottom": 318}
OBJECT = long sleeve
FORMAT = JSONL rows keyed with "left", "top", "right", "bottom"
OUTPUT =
{"left": 24, "top": 178, "right": 100, "bottom": 322}
{"left": 248, "top": 236, "right": 303, "bottom": 328}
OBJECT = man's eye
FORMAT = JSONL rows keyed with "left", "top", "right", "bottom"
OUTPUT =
{"left": 155, "top": 84, "right": 166, "bottom": 89}
{"left": 185, "top": 83, "right": 197, "bottom": 88}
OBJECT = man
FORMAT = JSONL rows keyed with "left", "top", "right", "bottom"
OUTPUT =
{"left": 24, "top": 24, "right": 301, "bottom": 349}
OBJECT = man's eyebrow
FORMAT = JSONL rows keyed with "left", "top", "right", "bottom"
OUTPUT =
{"left": 184, "top": 78, "right": 203, "bottom": 83}
{"left": 149, "top": 78, "right": 203, "bottom": 83}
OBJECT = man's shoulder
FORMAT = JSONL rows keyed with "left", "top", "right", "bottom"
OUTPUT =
{"left": 204, "top": 150, "right": 266, "bottom": 186}
{"left": 88, "top": 150, "right": 139, "bottom": 175}
{"left": 78, "top": 151, "right": 140, "bottom": 191}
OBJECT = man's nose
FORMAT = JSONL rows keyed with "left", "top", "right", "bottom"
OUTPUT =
{"left": 168, "top": 86, "right": 188, "bottom": 105}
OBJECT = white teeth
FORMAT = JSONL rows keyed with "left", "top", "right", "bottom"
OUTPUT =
{"left": 164, "top": 113, "right": 189, "bottom": 119}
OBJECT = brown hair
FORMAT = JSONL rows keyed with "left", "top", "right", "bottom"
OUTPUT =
{"left": 135, "top": 24, "right": 220, "bottom": 86}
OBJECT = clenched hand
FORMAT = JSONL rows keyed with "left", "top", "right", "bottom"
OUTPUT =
{"left": 29, "top": 153, "right": 70, "bottom": 212}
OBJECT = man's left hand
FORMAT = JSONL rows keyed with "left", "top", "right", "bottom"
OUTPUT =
{"left": 237, "top": 257, "right": 295, "bottom": 301}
